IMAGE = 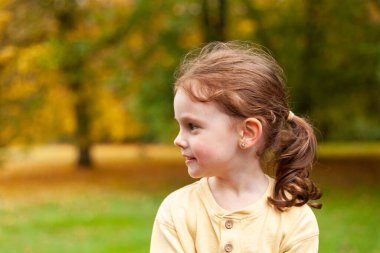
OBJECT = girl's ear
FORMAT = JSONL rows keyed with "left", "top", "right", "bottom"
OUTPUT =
{"left": 239, "top": 118, "right": 263, "bottom": 149}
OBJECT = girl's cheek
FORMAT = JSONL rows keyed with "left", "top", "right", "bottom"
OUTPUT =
{"left": 192, "top": 141, "right": 213, "bottom": 158}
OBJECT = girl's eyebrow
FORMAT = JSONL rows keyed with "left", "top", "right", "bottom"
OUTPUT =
{"left": 175, "top": 115, "right": 202, "bottom": 123}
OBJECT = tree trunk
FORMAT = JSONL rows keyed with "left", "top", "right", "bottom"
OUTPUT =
{"left": 201, "top": 0, "right": 227, "bottom": 42}
{"left": 54, "top": 0, "right": 94, "bottom": 168}
{"left": 73, "top": 86, "right": 93, "bottom": 168}
{"left": 78, "top": 144, "right": 92, "bottom": 168}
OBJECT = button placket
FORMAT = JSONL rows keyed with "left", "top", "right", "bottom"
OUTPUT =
{"left": 220, "top": 218, "right": 238, "bottom": 253}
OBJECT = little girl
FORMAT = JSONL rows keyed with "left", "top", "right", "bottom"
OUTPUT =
{"left": 150, "top": 42, "right": 322, "bottom": 253}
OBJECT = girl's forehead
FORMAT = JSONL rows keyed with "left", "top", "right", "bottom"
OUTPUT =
{"left": 174, "top": 89, "right": 206, "bottom": 110}
{"left": 174, "top": 90, "right": 240, "bottom": 130}
{"left": 174, "top": 89, "right": 221, "bottom": 117}
{"left": 175, "top": 79, "right": 210, "bottom": 100}
{"left": 174, "top": 88, "right": 196, "bottom": 104}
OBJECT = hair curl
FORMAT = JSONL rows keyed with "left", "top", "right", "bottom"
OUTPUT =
{"left": 174, "top": 41, "right": 322, "bottom": 211}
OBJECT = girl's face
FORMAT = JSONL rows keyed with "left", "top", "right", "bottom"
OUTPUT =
{"left": 174, "top": 88, "right": 242, "bottom": 179}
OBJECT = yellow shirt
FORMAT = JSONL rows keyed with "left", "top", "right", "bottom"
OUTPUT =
{"left": 150, "top": 176, "right": 319, "bottom": 253}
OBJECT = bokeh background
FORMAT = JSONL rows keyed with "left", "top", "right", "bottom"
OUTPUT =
{"left": 0, "top": 0, "right": 379, "bottom": 252}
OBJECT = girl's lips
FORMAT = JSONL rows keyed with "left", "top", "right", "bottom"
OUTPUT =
{"left": 184, "top": 156, "right": 196, "bottom": 163}
{"left": 185, "top": 159, "right": 196, "bottom": 164}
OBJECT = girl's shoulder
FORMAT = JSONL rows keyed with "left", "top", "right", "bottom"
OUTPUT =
{"left": 155, "top": 179, "right": 204, "bottom": 224}
{"left": 266, "top": 176, "right": 319, "bottom": 237}
{"left": 278, "top": 200, "right": 318, "bottom": 225}
{"left": 160, "top": 180, "right": 201, "bottom": 208}
{"left": 273, "top": 203, "right": 319, "bottom": 246}
{"left": 266, "top": 176, "right": 318, "bottom": 225}
{"left": 156, "top": 179, "right": 202, "bottom": 228}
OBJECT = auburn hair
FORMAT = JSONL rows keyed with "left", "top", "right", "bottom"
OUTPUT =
{"left": 174, "top": 41, "right": 322, "bottom": 211}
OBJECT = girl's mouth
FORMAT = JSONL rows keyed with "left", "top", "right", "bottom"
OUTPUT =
{"left": 184, "top": 156, "right": 196, "bottom": 163}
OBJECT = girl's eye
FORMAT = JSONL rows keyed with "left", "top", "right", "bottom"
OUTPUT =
{"left": 188, "top": 123, "right": 198, "bottom": 131}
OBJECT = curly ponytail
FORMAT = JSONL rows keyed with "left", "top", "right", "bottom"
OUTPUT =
{"left": 268, "top": 114, "right": 322, "bottom": 211}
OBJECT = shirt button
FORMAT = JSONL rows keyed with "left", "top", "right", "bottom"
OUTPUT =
{"left": 225, "top": 220, "right": 233, "bottom": 229}
{"left": 224, "top": 243, "right": 233, "bottom": 252}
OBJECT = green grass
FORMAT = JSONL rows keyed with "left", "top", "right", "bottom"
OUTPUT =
{"left": 1, "top": 187, "right": 379, "bottom": 253}
{"left": 0, "top": 192, "right": 162, "bottom": 253}
{"left": 316, "top": 186, "right": 380, "bottom": 253}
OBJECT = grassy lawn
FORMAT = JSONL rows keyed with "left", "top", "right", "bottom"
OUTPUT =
{"left": 1, "top": 186, "right": 379, "bottom": 253}
{"left": 0, "top": 143, "right": 379, "bottom": 252}
{"left": 316, "top": 186, "right": 380, "bottom": 253}
{"left": 0, "top": 192, "right": 162, "bottom": 253}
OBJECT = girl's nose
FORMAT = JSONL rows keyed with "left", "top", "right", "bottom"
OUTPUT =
{"left": 174, "top": 132, "right": 187, "bottom": 149}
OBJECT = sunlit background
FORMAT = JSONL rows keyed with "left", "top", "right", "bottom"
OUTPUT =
{"left": 0, "top": 0, "right": 379, "bottom": 252}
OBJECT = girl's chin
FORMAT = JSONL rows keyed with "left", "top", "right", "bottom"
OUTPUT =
{"left": 186, "top": 165, "right": 203, "bottom": 179}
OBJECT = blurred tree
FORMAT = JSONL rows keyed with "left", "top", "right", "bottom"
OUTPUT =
{"left": 48, "top": 0, "right": 155, "bottom": 167}
{"left": 0, "top": 0, "right": 68, "bottom": 147}
{"left": 53, "top": 0, "right": 93, "bottom": 167}
{"left": 1, "top": 0, "right": 379, "bottom": 166}
{"left": 125, "top": 0, "right": 202, "bottom": 142}
{"left": 0, "top": 0, "right": 146, "bottom": 167}
{"left": 230, "top": 0, "right": 380, "bottom": 141}
{"left": 294, "top": 0, "right": 380, "bottom": 140}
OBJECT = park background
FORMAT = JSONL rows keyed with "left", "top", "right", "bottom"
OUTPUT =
{"left": 0, "top": 0, "right": 379, "bottom": 252}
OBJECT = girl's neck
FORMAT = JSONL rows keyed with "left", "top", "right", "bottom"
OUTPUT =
{"left": 207, "top": 162, "right": 268, "bottom": 212}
